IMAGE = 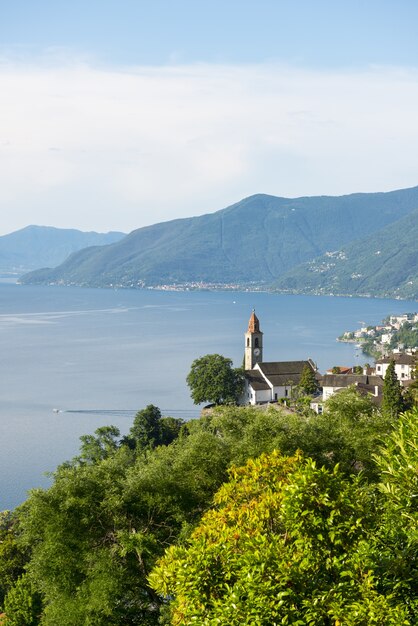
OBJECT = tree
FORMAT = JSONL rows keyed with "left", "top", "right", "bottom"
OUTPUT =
{"left": 14, "top": 409, "right": 230, "bottom": 625}
{"left": 186, "top": 354, "right": 243, "bottom": 405}
{"left": 150, "top": 451, "right": 406, "bottom": 625}
{"left": 0, "top": 512, "right": 29, "bottom": 610}
{"left": 3, "top": 574, "right": 42, "bottom": 626}
{"left": 370, "top": 407, "right": 418, "bottom": 622}
{"left": 382, "top": 360, "right": 404, "bottom": 419}
{"left": 78, "top": 425, "right": 121, "bottom": 463}
{"left": 126, "top": 405, "right": 184, "bottom": 450}
{"left": 298, "top": 364, "right": 319, "bottom": 395}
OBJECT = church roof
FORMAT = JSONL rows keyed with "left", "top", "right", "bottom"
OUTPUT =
{"left": 249, "top": 360, "right": 315, "bottom": 388}
{"left": 258, "top": 361, "right": 313, "bottom": 377}
{"left": 247, "top": 310, "right": 261, "bottom": 333}
{"left": 245, "top": 369, "right": 270, "bottom": 390}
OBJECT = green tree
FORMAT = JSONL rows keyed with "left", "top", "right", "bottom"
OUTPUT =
{"left": 382, "top": 360, "right": 404, "bottom": 419}
{"left": 0, "top": 512, "right": 29, "bottom": 610}
{"left": 369, "top": 407, "right": 418, "bottom": 622}
{"left": 127, "top": 405, "right": 184, "bottom": 450}
{"left": 150, "top": 451, "right": 406, "bottom": 625}
{"left": 15, "top": 409, "right": 230, "bottom": 625}
{"left": 186, "top": 354, "right": 243, "bottom": 405}
{"left": 78, "top": 425, "right": 121, "bottom": 464}
{"left": 3, "top": 573, "right": 42, "bottom": 626}
{"left": 298, "top": 363, "right": 319, "bottom": 395}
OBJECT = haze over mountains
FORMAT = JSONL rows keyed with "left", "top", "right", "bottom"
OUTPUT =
{"left": 0, "top": 226, "right": 125, "bottom": 277}
{"left": 18, "top": 185, "right": 418, "bottom": 300}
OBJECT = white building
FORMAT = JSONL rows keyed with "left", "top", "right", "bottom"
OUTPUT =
{"left": 310, "top": 374, "right": 384, "bottom": 414}
{"left": 375, "top": 353, "right": 416, "bottom": 381}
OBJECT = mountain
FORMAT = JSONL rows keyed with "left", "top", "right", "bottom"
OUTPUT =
{"left": 273, "top": 208, "right": 418, "bottom": 300}
{"left": 20, "top": 186, "right": 418, "bottom": 292}
{"left": 0, "top": 226, "right": 125, "bottom": 277}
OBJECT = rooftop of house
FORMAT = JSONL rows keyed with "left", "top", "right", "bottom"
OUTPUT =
{"left": 321, "top": 374, "right": 384, "bottom": 388}
{"left": 376, "top": 353, "right": 416, "bottom": 365}
{"left": 325, "top": 366, "right": 353, "bottom": 374}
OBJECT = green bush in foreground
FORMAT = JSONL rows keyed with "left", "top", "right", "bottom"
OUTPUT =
{"left": 150, "top": 450, "right": 407, "bottom": 625}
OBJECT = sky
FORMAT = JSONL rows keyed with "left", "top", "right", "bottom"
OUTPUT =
{"left": 1, "top": 0, "right": 418, "bottom": 235}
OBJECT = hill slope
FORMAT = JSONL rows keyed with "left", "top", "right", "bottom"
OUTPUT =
{"left": 0, "top": 226, "right": 125, "bottom": 277}
{"left": 20, "top": 186, "right": 418, "bottom": 289}
{"left": 273, "top": 208, "right": 418, "bottom": 300}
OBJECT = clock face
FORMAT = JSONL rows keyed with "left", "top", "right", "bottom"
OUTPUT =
{"left": 254, "top": 348, "right": 260, "bottom": 356}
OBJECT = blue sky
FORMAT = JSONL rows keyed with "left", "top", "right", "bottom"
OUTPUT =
{"left": 1, "top": 1, "right": 418, "bottom": 233}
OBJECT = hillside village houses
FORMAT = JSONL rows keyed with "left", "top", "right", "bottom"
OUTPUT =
{"left": 342, "top": 313, "right": 418, "bottom": 347}
{"left": 375, "top": 352, "right": 416, "bottom": 380}
{"left": 240, "top": 311, "right": 416, "bottom": 411}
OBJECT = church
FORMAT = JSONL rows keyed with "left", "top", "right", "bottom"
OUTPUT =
{"left": 241, "top": 310, "right": 317, "bottom": 405}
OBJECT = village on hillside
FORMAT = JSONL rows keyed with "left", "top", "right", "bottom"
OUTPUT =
{"left": 240, "top": 311, "right": 417, "bottom": 415}
{"left": 337, "top": 312, "right": 418, "bottom": 358}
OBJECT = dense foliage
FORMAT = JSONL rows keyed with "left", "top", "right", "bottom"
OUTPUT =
{"left": 186, "top": 354, "right": 243, "bottom": 405}
{"left": 389, "top": 321, "right": 418, "bottom": 351}
{"left": 151, "top": 453, "right": 406, "bottom": 625}
{"left": 2, "top": 395, "right": 418, "bottom": 624}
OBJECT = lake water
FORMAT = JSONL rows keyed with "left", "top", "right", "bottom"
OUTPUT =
{"left": 0, "top": 283, "right": 416, "bottom": 510}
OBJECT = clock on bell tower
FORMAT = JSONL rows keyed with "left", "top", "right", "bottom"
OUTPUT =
{"left": 244, "top": 310, "right": 263, "bottom": 370}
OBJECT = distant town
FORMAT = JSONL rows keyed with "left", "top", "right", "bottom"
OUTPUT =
{"left": 338, "top": 312, "right": 418, "bottom": 359}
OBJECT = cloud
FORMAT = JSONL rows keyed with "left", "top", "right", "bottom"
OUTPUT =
{"left": 0, "top": 59, "right": 417, "bottom": 234}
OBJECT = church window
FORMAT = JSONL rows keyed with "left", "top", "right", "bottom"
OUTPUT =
{"left": 247, "top": 338, "right": 250, "bottom": 347}
{"left": 255, "top": 337, "right": 259, "bottom": 348}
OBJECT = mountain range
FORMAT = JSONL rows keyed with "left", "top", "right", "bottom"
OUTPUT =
{"left": 0, "top": 226, "right": 125, "bottom": 277}
{"left": 18, "top": 186, "right": 418, "bottom": 300}
{"left": 274, "top": 207, "right": 418, "bottom": 300}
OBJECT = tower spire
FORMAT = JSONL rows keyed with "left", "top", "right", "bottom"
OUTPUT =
{"left": 247, "top": 309, "right": 260, "bottom": 333}
{"left": 244, "top": 310, "right": 263, "bottom": 370}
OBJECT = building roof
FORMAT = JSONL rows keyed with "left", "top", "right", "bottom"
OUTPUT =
{"left": 257, "top": 361, "right": 313, "bottom": 376}
{"left": 245, "top": 369, "right": 270, "bottom": 390}
{"left": 254, "top": 360, "right": 316, "bottom": 387}
{"left": 246, "top": 359, "right": 318, "bottom": 392}
{"left": 376, "top": 353, "right": 416, "bottom": 365}
{"left": 321, "top": 374, "right": 384, "bottom": 388}
{"left": 325, "top": 366, "right": 353, "bottom": 375}
{"left": 247, "top": 310, "right": 261, "bottom": 333}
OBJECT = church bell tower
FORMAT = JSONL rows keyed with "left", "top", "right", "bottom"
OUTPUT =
{"left": 244, "top": 310, "right": 263, "bottom": 370}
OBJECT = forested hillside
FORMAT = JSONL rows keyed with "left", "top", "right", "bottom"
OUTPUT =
{"left": 20, "top": 186, "right": 418, "bottom": 289}
{"left": 1, "top": 386, "right": 418, "bottom": 624}
{"left": 274, "top": 207, "right": 418, "bottom": 300}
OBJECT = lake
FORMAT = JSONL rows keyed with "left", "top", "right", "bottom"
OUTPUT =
{"left": 0, "top": 283, "right": 416, "bottom": 510}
